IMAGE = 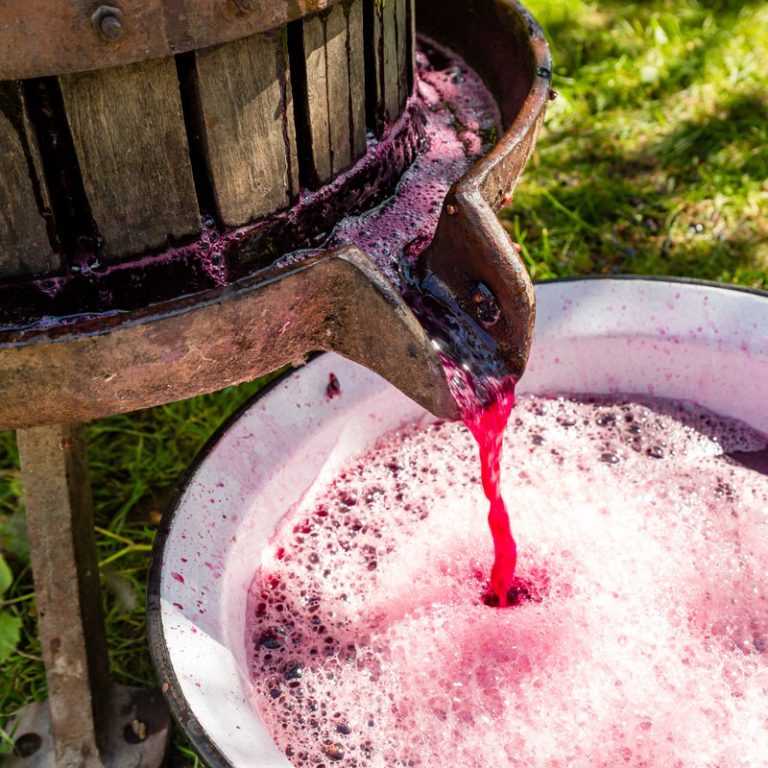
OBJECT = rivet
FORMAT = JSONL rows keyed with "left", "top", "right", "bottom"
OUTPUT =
{"left": 92, "top": 6, "right": 125, "bottom": 42}
{"left": 471, "top": 282, "right": 501, "bottom": 327}
{"left": 446, "top": 204, "right": 457, "bottom": 216}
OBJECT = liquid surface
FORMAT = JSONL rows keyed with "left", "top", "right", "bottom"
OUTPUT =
{"left": 246, "top": 396, "right": 768, "bottom": 768}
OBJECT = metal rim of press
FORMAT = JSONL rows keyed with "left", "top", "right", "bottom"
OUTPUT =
{"left": 0, "top": 1, "right": 354, "bottom": 81}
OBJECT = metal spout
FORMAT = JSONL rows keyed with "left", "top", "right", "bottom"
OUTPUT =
{"left": 0, "top": 0, "right": 552, "bottom": 430}
{"left": 418, "top": 0, "right": 552, "bottom": 383}
{"left": 419, "top": 75, "right": 548, "bottom": 382}
{"left": 420, "top": 186, "right": 536, "bottom": 382}
{"left": 0, "top": 247, "right": 459, "bottom": 430}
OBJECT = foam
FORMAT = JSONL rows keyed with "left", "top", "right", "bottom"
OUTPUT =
{"left": 246, "top": 396, "right": 768, "bottom": 767}
{"left": 275, "top": 41, "right": 501, "bottom": 289}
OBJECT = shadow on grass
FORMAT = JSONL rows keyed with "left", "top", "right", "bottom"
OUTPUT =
{"left": 642, "top": 0, "right": 762, "bottom": 9}
{"left": 504, "top": 0, "right": 766, "bottom": 284}
{"left": 505, "top": 86, "right": 767, "bottom": 284}
{"left": 540, "top": 0, "right": 763, "bottom": 108}
{"left": 652, "top": 93, "right": 768, "bottom": 182}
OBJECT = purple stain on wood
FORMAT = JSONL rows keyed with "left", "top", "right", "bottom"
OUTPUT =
{"left": 0, "top": 42, "right": 500, "bottom": 338}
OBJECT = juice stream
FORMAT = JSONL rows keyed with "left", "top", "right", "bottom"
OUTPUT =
{"left": 441, "top": 357, "right": 518, "bottom": 605}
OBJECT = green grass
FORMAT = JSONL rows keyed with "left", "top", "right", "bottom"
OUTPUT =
{"left": 1, "top": 0, "right": 766, "bottom": 763}
{"left": 506, "top": 0, "right": 768, "bottom": 285}
{"left": 0, "top": 380, "right": 273, "bottom": 762}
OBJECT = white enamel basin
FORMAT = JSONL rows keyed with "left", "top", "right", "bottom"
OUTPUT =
{"left": 148, "top": 278, "right": 768, "bottom": 767}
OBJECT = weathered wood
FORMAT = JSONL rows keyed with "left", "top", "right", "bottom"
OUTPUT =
{"left": 348, "top": 0, "right": 368, "bottom": 161}
{"left": 396, "top": 0, "right": 409, "bottom": 108}
{"left": 303, "top": 0, "right": 366, "bottom": 185}
{"left": 17, "top": 423, "right": 110, "bottom": 768}
{"left": 0, "top": 81, "right": 57, "bottom": 278}
{"left": 406, "top": 0, "right": 416, "bottom": 96}
{"left": 194, "top": 31, "right": 299, "bottom": 228}
{"left": 59, "top": 58, "right": 200, "bottom": 260}
{"left": 372, "top": 0, "right": 409, "bottom": 130}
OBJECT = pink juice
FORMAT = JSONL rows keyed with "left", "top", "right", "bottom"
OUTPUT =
{"left": 246, "top": 395, "right": 768, "bottom": 767}
{"left": 441, "top": 358, "right": 519, "bottom": 606}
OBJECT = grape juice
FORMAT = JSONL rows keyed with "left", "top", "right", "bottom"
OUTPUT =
{"left": 440, "top": 359, "right": 519, "bottom": 606}
{"left": 246, "top": 395, "right": 768, "bottom": 768}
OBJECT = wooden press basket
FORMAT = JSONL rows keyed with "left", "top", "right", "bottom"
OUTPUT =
{"left": 0, "top": 0, "right": 414, "bottom": 278}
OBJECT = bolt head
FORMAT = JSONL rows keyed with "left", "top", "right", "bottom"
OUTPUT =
{"left": 471, "top": 282, "right": 501, "bottom": 327}
{"left": 92, "top": 6, "right": 125, "bottom": 42}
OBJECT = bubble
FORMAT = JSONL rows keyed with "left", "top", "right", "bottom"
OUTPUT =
{"left": 257, "top": 630, "right": 284, "bottom": 650}
{"left": 323, "top": 743, "right": 345, "bottom": 761}
{"left": 284, "top": 665, "right": 304, "bottom": 681}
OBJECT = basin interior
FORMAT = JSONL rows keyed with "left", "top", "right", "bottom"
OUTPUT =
{"left": 149, "top": 279, "right": 768, "bottom": 767}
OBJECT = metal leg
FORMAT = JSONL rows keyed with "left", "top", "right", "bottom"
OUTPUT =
{"left": 5, "top": 423, "right": 170, "bottom": 768}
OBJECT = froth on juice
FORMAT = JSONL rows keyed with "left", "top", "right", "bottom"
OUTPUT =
{"left": 247, "top": 394, "right": 768, "bottom": 768}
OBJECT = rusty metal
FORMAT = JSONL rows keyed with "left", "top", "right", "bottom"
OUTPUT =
{"left": 0, "top": 0, "right": 344, "bottom": 80}
{"left": 15, "top": 423, "right": 113, "bottom": 766}
{"left": 13, "top": 425, "right": 171, "bottom": 767}
{"left": 417, "top": 0, "right": 551, "bottom": 382}
{"left": 0, "top": 248, "right": 459, "bottom": 429}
